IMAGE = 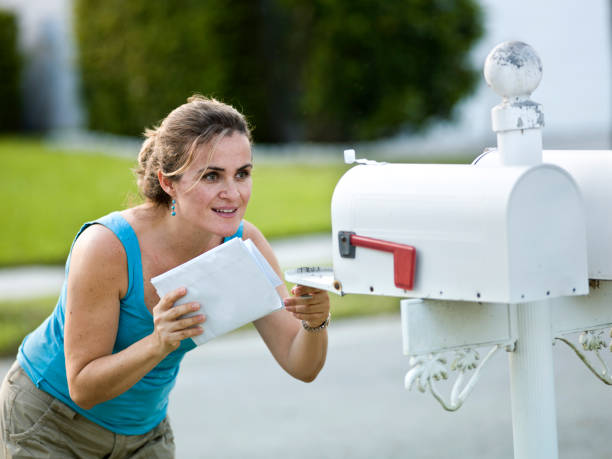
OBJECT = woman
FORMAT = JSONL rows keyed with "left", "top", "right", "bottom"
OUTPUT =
{"left": 0, "top": 96, "right": 330, "bottom": 457}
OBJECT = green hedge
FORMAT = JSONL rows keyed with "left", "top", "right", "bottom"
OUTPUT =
{"left": 75, "top": 0, "right": 482, "bottom": 143}
{"left": 288, "top": 0, "right": 484, "bottom": 141}
{"left": 0, "top": 11, "right": 21, "bottom": 132}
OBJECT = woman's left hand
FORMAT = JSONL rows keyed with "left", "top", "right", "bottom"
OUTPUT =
{"left": 283, "top": 285, "right": 330, "bottom": 328}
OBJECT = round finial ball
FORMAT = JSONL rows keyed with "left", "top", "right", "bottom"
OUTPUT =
{"left": 484, "top": 41, "right": 543, "bottom": 98}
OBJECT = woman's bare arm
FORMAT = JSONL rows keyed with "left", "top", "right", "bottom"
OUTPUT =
{"left": 244, "top": 222, "right": 329, "bottom": 382}
{"left": 64, "top": 224, "right": 205, "bottom": 409}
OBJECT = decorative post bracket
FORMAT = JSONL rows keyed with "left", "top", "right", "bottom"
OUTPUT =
{"left": 405, "top": 345, "right": 501, "bottom": 411}
{"left": 402, "top": 281, "right": 612, "bottom": 411}
{"left": 401, "top": 299, "right": 516, "bottom": 411}
{"left": 552, "top": 280, "right": 612, "bottom": 385}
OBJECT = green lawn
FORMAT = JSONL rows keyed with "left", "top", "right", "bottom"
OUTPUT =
{"left": 0, "top": 296, "right": 57, "bottom": 357}
{"left": 247, "top": 163, "right": 348, "bottom": 237}
{"left": 1, "top": 137, "right": 140, "bottom": 266}
{"left": 0, "top": 136, "right": 350, "bottom": 266}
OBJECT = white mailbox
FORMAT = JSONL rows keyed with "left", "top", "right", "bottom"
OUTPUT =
{"left": 475, "top": 149, "right": 612, "bottom": 279}
{"left": 330, "top": 161, "right": 588, "bottom": 303}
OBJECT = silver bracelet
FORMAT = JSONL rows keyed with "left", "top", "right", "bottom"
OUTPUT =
{"left": 302, "top": 313, "right": 331, "bottom": 333}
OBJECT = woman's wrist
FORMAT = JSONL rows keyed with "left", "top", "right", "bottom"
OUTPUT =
{"left": 302, "top": 313, "right": 331, "bottom": 333}
{"left": 146, "top": 333, "right": 171, "bottom": 361}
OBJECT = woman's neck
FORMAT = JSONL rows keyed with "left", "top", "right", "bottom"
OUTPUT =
{"left": 127, "top": 203, "right": 223, "bottom": 266}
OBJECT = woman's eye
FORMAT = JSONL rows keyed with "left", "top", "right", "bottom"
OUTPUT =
{"left": 203, "top": 172, "right": 218, "bottom": 182}
{"left": 236, "top": 170, "right": 250, "bottom": 179}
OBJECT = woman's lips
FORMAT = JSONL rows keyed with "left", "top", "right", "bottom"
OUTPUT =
{"left": 212, "top": 207, "right": 238, "bottom": 218}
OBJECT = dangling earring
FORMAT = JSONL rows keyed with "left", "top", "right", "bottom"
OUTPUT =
{"left": 171, "top": 199, "right": 176, "bottom": 216}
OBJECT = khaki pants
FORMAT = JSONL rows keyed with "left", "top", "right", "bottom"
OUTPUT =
{"left": 0, "top": 361, "right": 175, "bottom": 458}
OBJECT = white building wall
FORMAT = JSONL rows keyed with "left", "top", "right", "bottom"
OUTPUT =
{"left": 0, "top": 0, "right": 83, "bottom": 131}
{"left": 388, "top": 0, "right": 611, "bottom": 155}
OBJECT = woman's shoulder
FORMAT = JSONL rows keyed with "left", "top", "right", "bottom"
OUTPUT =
{"left": 69, "top": 222, "right": 129, "bottom": 298}
{"left": 72, "top": 223, "right": 127, "bottom": 266}
{"left": 241, "top": 220, "right": 281, "bottom": 267}
{"left": 241, "top": 220, "right": 265, "bottom": 242}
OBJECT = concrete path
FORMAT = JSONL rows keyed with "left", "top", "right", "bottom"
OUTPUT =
{"left": 1, "top": 315, "right": 611, "bottom": 458}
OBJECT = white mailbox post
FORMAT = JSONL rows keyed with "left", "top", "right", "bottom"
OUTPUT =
{"left": 286, "top": 41, "right": 612, "bottom": 459}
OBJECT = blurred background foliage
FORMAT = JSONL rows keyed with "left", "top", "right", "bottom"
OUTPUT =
{"left": 75, "top": 0, "right": 483, "bottom": 143}
{"left": 0, "top": 10, "right": 21, "bottom": 132}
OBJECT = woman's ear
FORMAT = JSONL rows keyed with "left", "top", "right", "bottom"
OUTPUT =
{"left": 158, "top": 170, "right": 175, "bottom": 197}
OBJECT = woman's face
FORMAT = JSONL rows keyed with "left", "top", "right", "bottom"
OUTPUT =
{"left": 173, "top": 132, "right": 252, "bottom": 237}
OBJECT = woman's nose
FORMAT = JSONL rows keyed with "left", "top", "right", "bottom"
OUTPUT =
{"left": 219, "top": 181, "right": 240, "bottom": 199}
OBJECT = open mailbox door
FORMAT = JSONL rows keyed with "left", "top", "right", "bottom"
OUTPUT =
{"left": 284, "top": 267, "right": 343, "bottom": 295}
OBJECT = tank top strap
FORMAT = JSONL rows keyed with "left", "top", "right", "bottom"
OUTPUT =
{"left": 69, "top": 211, "right": 144, "bottom": 303}
{"left": 223, "top": 220, "right": 244, "bottom": 242}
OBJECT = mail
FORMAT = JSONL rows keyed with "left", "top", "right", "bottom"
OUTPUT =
{"left": 151, "top": 237, "right": 284, "bottom": 345}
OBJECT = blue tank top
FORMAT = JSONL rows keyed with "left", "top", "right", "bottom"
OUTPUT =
{"left": 17, "top": 211, "right": 244, "bottom": 435}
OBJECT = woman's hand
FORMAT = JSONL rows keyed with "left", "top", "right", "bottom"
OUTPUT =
{"left": 283, "top": 285, "right": 330, "bottom": 328}
{"left": 152, "top": 287, "right": 206, "bottom": 355}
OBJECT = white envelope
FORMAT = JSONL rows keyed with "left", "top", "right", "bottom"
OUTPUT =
{"left": 151, "top": 238, "right": 284, "bottom": 345}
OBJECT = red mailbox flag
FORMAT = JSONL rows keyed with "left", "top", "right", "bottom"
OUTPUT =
{"left": 339, "top": 232, "right": 416, "bottom": 290}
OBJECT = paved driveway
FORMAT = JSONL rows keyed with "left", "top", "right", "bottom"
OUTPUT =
{"left": 163, "top": 315, "right": 611, "bottom": 458}
{"left": 2, "top": 316, "right": 611, "bottom": 458}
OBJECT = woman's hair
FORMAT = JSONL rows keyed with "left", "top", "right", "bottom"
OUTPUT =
{"left": 135, "top": 95, "right": 251, "bottom": 206}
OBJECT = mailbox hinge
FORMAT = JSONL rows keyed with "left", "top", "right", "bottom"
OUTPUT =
{"left": 338, "top": 231, "right": 416, "bottom": 290}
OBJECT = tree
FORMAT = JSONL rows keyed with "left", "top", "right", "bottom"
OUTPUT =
{"left": 0, "top": 11, "right": 22, "bottom": 132}
{"left": 75, "top": 0, "right": 482, "bottom": 143}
